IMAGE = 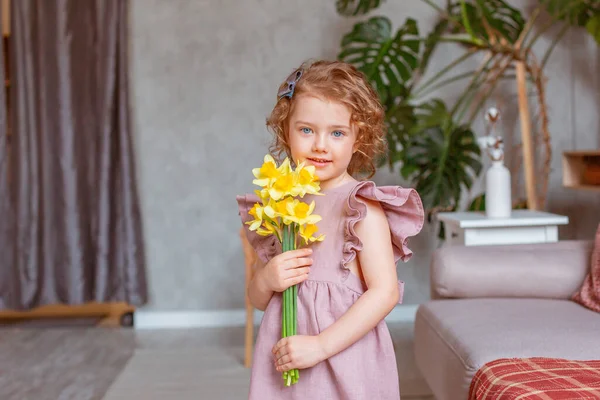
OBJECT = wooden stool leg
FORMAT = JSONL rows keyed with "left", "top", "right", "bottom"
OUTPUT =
{"left": 244, "top": 258, "right": 254, "bottom": 368}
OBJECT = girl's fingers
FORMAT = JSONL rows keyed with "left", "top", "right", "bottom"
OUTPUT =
{"left": 274, "top": 345, "right": 289, "bottom": 361}
{"left": 281, "top": 248, "right": 312, "bottom": 261}
{"left": 277, "top": 361, "right": 294, "bottom": 372}
{"left": 272, "top": 338, "right": 288, "bottom": 354}
{"left": 285, "top": 267, "right": 310, "bottom": 279}
{"left": 284, "top": 257, "right": 312, "bottom": 270}
{"left": 275, "top": 354, "right": 291, "bottom": 366}
{"left": 284, "top": 274, "right": 309, "bottom": 286}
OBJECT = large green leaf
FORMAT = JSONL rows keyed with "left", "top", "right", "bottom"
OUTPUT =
{"left": 468, "top": 193, "right": 486, "bottom": 211}
{"left": 338, "top": 17, "right": 421, "bottom": 104}
{"left": 449, "top": 0, "right": 525, "bottom": 44}
{"left": 540, "top": 0, "right": 600, "bottom": 27}
{"left": 586, "top": 13, "right": 600, "bottom": 44}
{"left": 336, "top": 0, "right": 384, "bottom": 16}
{"left": 408, "top": 99, "right": 449, "bottom": 134}
{"left": 385, "top": 101, "right": 415, "bottom": 166}
{"left": 400, "top": 103, "right": 482, "bottom": 210}
{"left": 417, "top": 19, "right": 449, "bottom": 79}
{"left": 386, "top": 99, "right": 449, "bottom": 175}
{"left": 476, "top": 0, "right": 525, "bottom": 43}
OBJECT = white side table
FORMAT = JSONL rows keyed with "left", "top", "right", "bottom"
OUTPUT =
{"left": 437, "top": 210, "right": 569, "bottom": 246}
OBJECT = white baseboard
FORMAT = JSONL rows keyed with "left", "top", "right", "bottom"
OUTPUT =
{"left": 134, "top": 304, "right": 419, "bottom": 329}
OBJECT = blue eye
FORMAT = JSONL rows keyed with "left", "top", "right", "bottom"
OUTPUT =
{"left": 332, "top": 130, "right": 344, "bottom": 137}
{"left": 301, "top": 127, "right": 312, "bottom": 134}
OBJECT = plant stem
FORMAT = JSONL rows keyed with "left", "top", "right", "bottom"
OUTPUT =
{"left": 421, "top": 0, "right": 462, "bottom": 27}
{"left": 282, "top": 224, "right": 290, "bottom": 384}
{"left": 437, "top": 34, "right": 485, "bottom": 46}
{"left": 540, "top": 23, "right": 570, "bottom": 70}
{"left": 466, "top": 58, "right": 513, "bottom": 123}
{"left": 287, "top": 287, "right": 291, "bottom": 337}
{"left": 524, "top": 6, "right": 573, "bottom": 53}
{"left": 515, "top": 6, "right": 542, "bottom": 52}
{"left": 414, "top": 70, "right": 480, "bottom": 99}
{"left": 450, "top": 53, "right": 497, "bottom": 118}
{"left": 413, "top": 50, "right": 479, "bottom": 97}
{"left": 293, "top": 277, "right": 297, "bottom": 336}
{"left": 281, "top": 222, "right": 300, "bottom": 386}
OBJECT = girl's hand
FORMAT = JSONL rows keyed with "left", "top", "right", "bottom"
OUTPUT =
{"left": 272, "top": 335, "right": 327, "bottom": 372}
{"left": 260, "top": 248, "right": 313, "bottom": 293}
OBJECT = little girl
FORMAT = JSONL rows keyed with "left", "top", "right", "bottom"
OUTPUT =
{"left": 237, "top": 60, "right": 424, "bottom": 399}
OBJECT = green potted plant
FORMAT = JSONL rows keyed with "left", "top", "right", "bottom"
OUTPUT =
{"left": 335, "top": 0, "right": 600, "bottom": 219}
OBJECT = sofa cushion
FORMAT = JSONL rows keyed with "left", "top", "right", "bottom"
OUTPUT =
{"left": 430, "top": 240, "right": 592, "bottom": 300}
{"left": 414, "top": 298, "right": 600, "bottom": 400}
{"left": 572, "top": 223, "right": 600, "bottom": 312}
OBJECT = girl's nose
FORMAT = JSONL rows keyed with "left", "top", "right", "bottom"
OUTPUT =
{"left": 312, "top": 133, "right": 328, "bottom": 153}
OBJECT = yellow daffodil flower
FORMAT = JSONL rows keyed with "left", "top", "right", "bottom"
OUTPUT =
{"left": 269, "top": 173, "right": 296, "bottom": 201}
{"left": 277, "top": 157, "right": 292, "bottom": 175}
{"left": 294, "top": 161, "right": 322, "bottom": 197}
{"left": 299, "top": 223, "right": 325, "bottom": 244}
{"left": 252, "top": 154, "right": 281, "bottom": 187}
{"left": 246, "top": 203, "right": 264, "bottom": 231}
{"left": 284, "top": 199, "right": 321, "bottom": 226}
{"left": 256, "top": 219, "right": 280, "bottom": 238}
{"left": 264, "top": 197, "right": 291, "bottom": 220}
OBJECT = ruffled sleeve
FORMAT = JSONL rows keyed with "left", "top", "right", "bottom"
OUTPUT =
{"left": 236, "top": 194, "right": 281, "bottom": 264}
{"left": 343, "top": 181, "right": 424, "bottom": 269}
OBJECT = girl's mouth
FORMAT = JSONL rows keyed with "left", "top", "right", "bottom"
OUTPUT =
{"left": 307, "top": 157, "right": 332, "bottom": 167}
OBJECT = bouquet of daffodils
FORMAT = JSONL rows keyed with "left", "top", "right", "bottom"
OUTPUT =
{"left": 246, "top": 155, "right": 325, "bottom": 386}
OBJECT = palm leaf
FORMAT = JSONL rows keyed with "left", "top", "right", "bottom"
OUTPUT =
{"left": 336, "top": 0, "right": 384, "bottom": 16}
{"left": 338, "top": 17, "right": 420, "bottom": 104}
{"left": 401, "top": 105, "right": 482, "bottom": 210}
{"left": 409, "top": 99, "right": 449, "bottom": 134}
{"left": 475, "top": 0, "right": 525, "bottom": 43}
{"left": 449, "top": 0, "right": 525, "bottom": 44}
{"left": 385, "top": 101, "right": 415, "bottom": 167}
{"left": 540, "top": 0, "right": 599, "bottom": 27}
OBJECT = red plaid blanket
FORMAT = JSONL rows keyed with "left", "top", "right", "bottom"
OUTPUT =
{"left": 469, "top": 358, "right": 600, "bottom": 400}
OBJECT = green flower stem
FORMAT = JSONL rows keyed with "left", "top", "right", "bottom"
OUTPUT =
{"left": 281, "top": 222, "right": 301, "bottom": 386}
{"left": 292, "top": 223, "right": 298, "bottom": 382}
{"left": 293, "top": 284, "right": 297, "bottom": 336}
{"left": 282, "top": 224, "right": 295, "bottom": 386}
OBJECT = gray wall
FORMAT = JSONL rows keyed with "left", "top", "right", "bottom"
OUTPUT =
{"left": 130, "top": 0, "right": 600, "bottom": 311}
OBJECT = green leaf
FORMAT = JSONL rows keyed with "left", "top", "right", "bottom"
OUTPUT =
{"left": 338, "top": 17, "right": 421, "bottom": 103}
{"left": 540, "top": 0, "right": 599, "bottom": 27}
{"left": 586, "top": 14, "right": 600, "bottom": 44}
{"left": 400, "top": 163, "right": 419, "bottom": 180}
{"left": 387, "top": 101, "right": 415, "bottom": 145}
{"left": 336, "top": 0, "right": 384, "bottom": 16}
{"left": 409, "top": 99, "right": 449, "bottom": 134}
{"left": 461, "top": 1, "right": 477, "bottom": 39}
{"left": 401, "top": 109, "right": 482, "bottom": 210}
{"left": 448, "top": 0, "right": 525, "bottom": 44}
{"left": 475, "top": 0, "right": 525, "bottom": 43}
{"left": 468, "top": 193, "right": 486, "bottom": 211}
{"left": 418, "top": 19, "right": 449, "bottom": 78}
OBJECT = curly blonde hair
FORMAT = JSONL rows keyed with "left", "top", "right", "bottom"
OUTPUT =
{"left": 266, "top": 60, "right": 387, "bottom": 178}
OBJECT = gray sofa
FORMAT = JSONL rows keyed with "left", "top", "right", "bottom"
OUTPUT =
{"left": 414, "top": 240, "right": 600, "bottom": 400}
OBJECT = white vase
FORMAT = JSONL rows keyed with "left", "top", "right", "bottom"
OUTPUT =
{"left": 485, "top": 160, "right": 511, "bottom": 218}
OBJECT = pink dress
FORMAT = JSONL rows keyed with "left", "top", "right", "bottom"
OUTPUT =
{"left": 236, "top": 180, "right": 424, "bottom": 400}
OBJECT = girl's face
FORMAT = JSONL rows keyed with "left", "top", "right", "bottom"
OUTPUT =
{"left": 287, "top": 95, "right": 357, "bottom": 190}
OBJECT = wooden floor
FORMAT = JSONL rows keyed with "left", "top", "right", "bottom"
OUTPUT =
{"left": 0, "top": 322, "right": 433, "bottom": 400}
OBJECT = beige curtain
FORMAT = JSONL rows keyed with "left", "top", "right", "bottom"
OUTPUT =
{"left": 0, "top": 0, "right": 147, "bottom": 310}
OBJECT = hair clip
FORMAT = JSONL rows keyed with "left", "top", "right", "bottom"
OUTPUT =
{"left": 277, "top": 69, "right": 303, "bottom": 100}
